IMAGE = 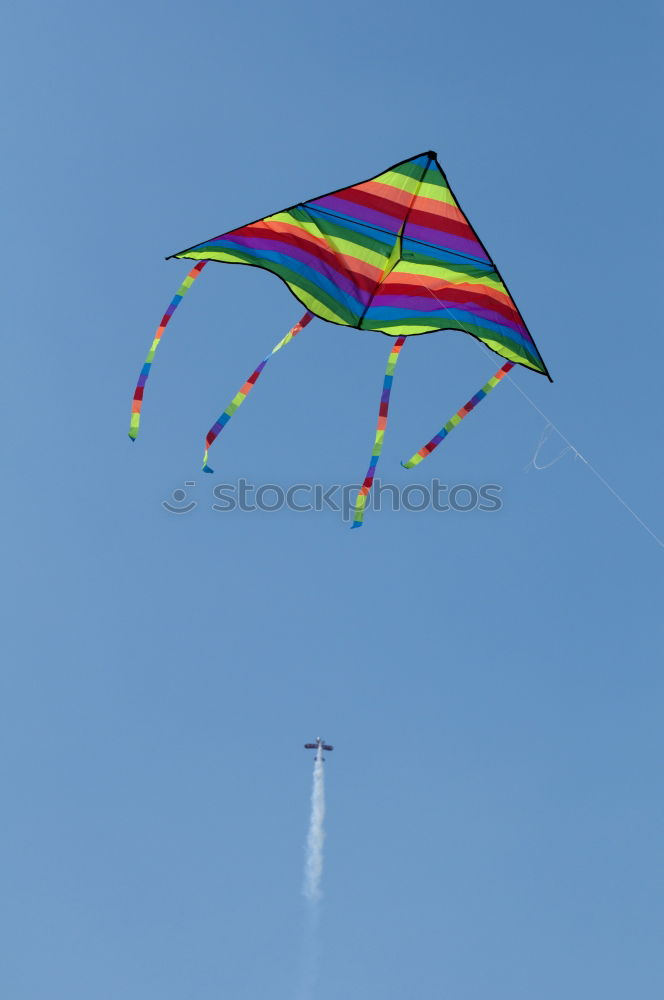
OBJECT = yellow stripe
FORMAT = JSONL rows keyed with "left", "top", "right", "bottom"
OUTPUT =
{"left": 372, "top": 167, "right": 455, "bottom": 205}
{"left": 372, "top": 165, "right": 453, "bottom": 203}
{"left": 146, "top": 338, "right": 160, "bottom": 361}
{"left": 275, "top": 211, "right": 391, "bottom": 268}
{"left": 186, "top": 220, "right": 392, "bottom": 276}
{"left": 416, "top": 178, "right": 455, "bottom": 205}
{"left": 397, "top": 260, "right": 507, "bottom": 294}
{"left": 371, "top": 168, "right": 423, "bottom": 197}
{"left": 284, "top": 286, "right": 352, "bottom": 327}
{"left": 478, "top": 338, "right": 540, "bottom": 371}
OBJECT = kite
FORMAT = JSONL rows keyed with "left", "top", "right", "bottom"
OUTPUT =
{"left": 129, "top": 150, "right": 550, "bottom": 527}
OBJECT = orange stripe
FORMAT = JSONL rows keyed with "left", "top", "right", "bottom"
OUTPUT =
{"left": 407, "top": 193, "right": 465, "bottom": 222}
{"left": 360, "top": 179, "right": 418, "bottom": 209}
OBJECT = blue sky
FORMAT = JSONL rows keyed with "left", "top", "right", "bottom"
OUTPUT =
{"left": 3, "top": 2, "right": 663, "bottom": 998}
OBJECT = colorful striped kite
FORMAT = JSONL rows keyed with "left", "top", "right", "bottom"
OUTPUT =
{"left": 130, "top": 151, "right": 550, "bottom": 526}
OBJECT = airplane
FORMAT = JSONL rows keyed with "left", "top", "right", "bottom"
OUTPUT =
{"left": 304, "top": 737, "right": 334, "bottom": 759}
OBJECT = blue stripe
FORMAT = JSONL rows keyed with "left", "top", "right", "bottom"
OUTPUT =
{"left": 364, "top": 306, "right": 533, "bottom": 349}
{"left": 302, "top": 205, "right": 398, "bottom": 251}
{"left": 217, "top": 247, "right": 368, "bottom": 322}
{"left": 401, "top": 238, "right": 496, "bottom": 274}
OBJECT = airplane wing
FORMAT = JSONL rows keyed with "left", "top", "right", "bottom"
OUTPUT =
{"left": 323, "top": 744, "right": 334, "bottom": 751}
{"left": 304, "top": 744, "right": 318, "bottom": 749}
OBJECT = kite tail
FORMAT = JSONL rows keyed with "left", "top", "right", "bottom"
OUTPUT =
{"left": 351, "top": 335, "right": 407, "bottom": 529}
{"left": 202, "top": 311, "right": 314, "bottom": 473}
{"left": 129, "top": 261, "right": 208, "bottom": 440}
{"left": 401, "top": 361, "right": 514, "bottom": 469}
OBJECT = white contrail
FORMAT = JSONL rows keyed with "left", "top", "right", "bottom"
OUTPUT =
{"left": 303, "top": 747, "right": 325, "bottom": 902}
{"left": 297, "top": 747, "right": 326, "bottom": 999}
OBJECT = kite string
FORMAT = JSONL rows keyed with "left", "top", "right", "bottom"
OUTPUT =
{"left": 202, "top": 310, "right": 314, "bottom": 473}
{"left": 351, "top": 335, "right": 407, "bottom": 528}
{"left": 526, "top": 423, "right": 573, "bottom": 471}
{"left": 495, "top": 362, "right": 664, "bottom": 549}
{"left": 129, "top": 260, "right": 207, "bottom": 440}
{"left": 415, "top": 279, "right": 663, "bottom": 550}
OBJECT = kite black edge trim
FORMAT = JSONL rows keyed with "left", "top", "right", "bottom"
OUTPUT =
{"left": 164, "top": 150, "right": 439, "bottom": 261}
{"left": 430, "top": 157, "right": 553, "bottom": 383}
{"left": 163, "top": 148, "right": 553, "bottom": 382}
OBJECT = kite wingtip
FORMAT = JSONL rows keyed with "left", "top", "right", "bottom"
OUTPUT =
{"left": 203, "top": 464, "right": 214, "bottom": 474}
{"left": 350, "top": 522, "right": 363, "bottom": 530}
{"left": 128, "top": 433, "right": 137, "bottom": 442}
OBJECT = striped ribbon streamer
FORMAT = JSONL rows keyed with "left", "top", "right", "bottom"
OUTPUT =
{"left": 401, "top": 361, "right": 514, "bottom": 469}
{"left": 129, "top": 261, "right": 208, "bottom": 440}
{"left": 202, "top": 311, "right": 314, "bottom": 473}
{"left": 351, "top": 335, "right": 407, "bottom": 529}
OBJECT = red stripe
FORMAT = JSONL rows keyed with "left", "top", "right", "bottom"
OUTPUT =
{"left": 314, "top": 186, "right": 407, "bottom": 222}
{"left": 375, "top": 281, "right": 524, "bottom": 325}
{"left": 226, "top": 222, "right": 381, "bottom": 296}
{"left": 407, "top": 207, "right": 482, "bottom": 247}
{"left": 380, "top": 273, "right": 522, "bottom": 316}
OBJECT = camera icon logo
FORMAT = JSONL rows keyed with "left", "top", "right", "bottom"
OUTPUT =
{"left": 162, "top": 481, "right": 197, "bottom": 513}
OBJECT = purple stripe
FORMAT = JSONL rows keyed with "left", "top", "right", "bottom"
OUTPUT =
{"left": 406, "top": 223, "right": 490, "bottom": 261}
{"left": 310, "top": 195, "right": 402, "bottom": 236}
{"left": 216, "top": 235, "right": 372, "bottom": 307}
{"left": 371, "top": 295, "right": 527, "bottom": 336}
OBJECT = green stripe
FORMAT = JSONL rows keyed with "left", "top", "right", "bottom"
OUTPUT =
{"left": 177, "top": 248, "right": 361, "bottom": 327}
{"left": 295, "top": 207, "right": 395, "bottom": 256}
{"left": 401, "top": 254, "right": 497, "bottom": 282}
{"left": 390, "top": 158, "right": 432, "bottom": 183}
